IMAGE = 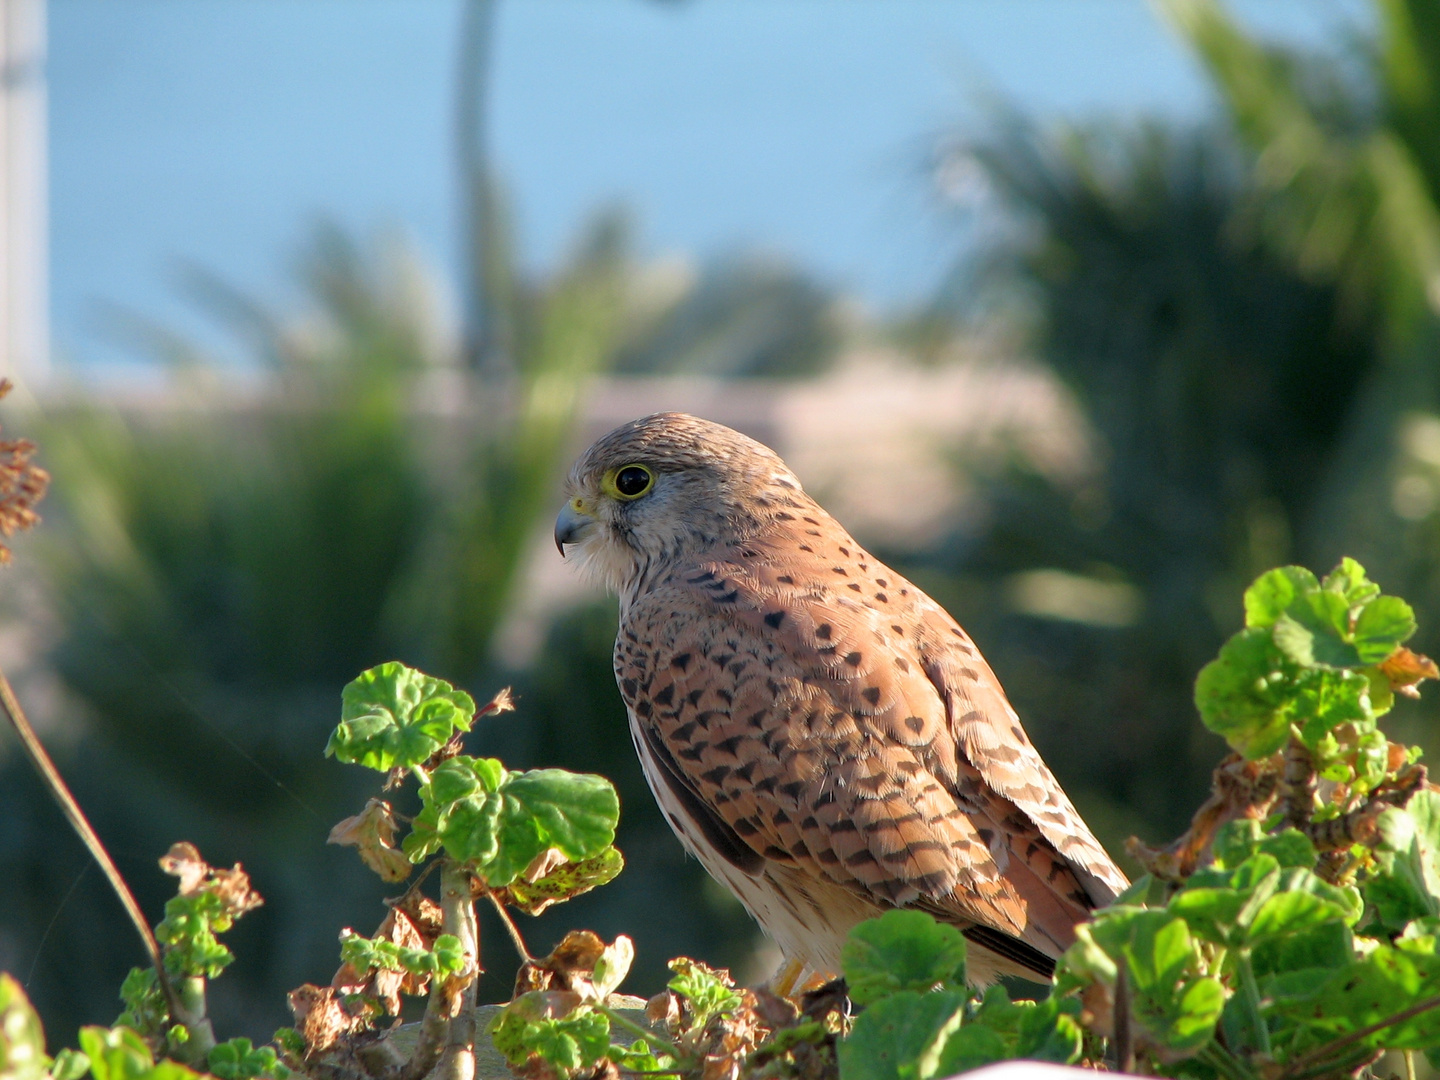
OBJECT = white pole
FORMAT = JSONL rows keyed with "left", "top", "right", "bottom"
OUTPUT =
{"left": 0, "top": 0, "right": 48, "bottom": 386}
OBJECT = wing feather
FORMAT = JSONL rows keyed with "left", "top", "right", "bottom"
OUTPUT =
{"left": 614, "top": 530, "right": 1126, "bottom": 963}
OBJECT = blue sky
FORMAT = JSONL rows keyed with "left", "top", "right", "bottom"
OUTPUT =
{"left": 48, "top": 0, "right": 1369, "bottom": 370}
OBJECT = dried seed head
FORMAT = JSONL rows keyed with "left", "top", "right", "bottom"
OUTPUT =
{"left": 0, "top": 379, "right": 47, "bottom": 563}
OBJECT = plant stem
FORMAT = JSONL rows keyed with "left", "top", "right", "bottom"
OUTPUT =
{"left": 597, "top": 1006, "right": 684, "bottom": 1060}
{"left": 439, "top": 860, "right": 479, "bottom": 1080}
{"left": 1114, "top": 961, "right": 1134, "bottom": 1074}
{"left": 1198, "top": 1042, "right": 1258, "bottom": 1080}
{"left": 411, "top": 765, "right": 432, "bottom": 788}
{"left": 485, "top": 890, "right": 532, "bottom": 961}
{"left": 375, "top": 964, "right": 455, "bottom": 1080}
{"left": 0, "top": 666, "right": 183, "bottom": 1024}
{"left": 171, "top": 975, "right": 217, "bottom": 1065}
{"left": 1237, "top": 951, "right": 1271, "bottom": 1057}
{"left": 1278, "top": 992, "right": 1440, "bottom": 1079}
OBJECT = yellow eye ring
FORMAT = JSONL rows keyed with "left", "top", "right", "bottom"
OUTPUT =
{"left": 604, "top": 464, "right": 654, "bottom": 501}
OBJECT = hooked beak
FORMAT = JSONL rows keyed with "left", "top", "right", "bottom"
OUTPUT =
{"left": 554, "top": 500, "right": 596, "bottom": 556}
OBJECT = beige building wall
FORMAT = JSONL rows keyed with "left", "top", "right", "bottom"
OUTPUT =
{"left": 1, "top": 0, "right": 48, "bottom": 385}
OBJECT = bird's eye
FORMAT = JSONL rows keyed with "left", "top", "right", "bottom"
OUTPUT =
{"left": 611, "top": 464, "right": 654, "bottom": 500}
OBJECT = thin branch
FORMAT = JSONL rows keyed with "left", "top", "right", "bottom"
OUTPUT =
{"left": 1114, "top": 962, "right": 1134, "bottom": 1075}
{"left": 596, "top": 1006, "right": 683, "bottom": 1060}
{"left": 1279, "top": 993, "right": 1440, "bottom": 1079}
{"left": 485, "top": 890, "right": 532, "bottom": 962}
{"left": 0, "top": 666, "right": 182, "bottom": 1020}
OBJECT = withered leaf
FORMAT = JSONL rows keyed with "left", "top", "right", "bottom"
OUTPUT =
{"left": 328, "top": 799, "right": 412, "bottom": 882}
{"left": 159, "top": 842, "right": 263, "bottom": 917}
{"left": 287, "top": 984, "right": 370, "bottom": 1057}
{"left": 1380, "top": 646, "right": 1440, "bottom": 698}
{"left": 511, "top": 931, "right": 632, "bottom": 1003}
{"left": 504, "top": 847, "right": 624, "bottom": 916}
{"left": 159, "top": 842, "right": 208, "bottom": 896}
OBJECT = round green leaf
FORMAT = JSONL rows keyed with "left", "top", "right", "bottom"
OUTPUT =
{"left": 837, "top": 990, "right": 967, "bottom": 1080}
{"left": 842, "top": 910, "right": 968, "bottom": 1005}
{"left": 326, "top": 662, "right": 476, "bottom": 772}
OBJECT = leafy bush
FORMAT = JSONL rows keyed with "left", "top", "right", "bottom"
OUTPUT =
{"left": 9, "top": 559, "right": 1440, "bottom": 1080}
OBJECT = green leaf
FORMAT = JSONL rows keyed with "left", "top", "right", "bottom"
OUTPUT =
{"left": 1168, "top": 887, "right": 1249, "bottom": 946}
{"left": 837, "top": 990, "right": 967, "bottom": 1080}
{"left": 326, "top": 662, "right": 476, "bottom": 772}
{"left": 1164, "top": 977, "right": 1226, "bottom": 1052}
{"left": 1012, "top": 998, "right": 1083, "bottom": 1064}
{"left": 208, "top": 1038, "right": 290, "bottom": 1080}
{"left": 50, "top": 1048, "right": 92, "bottom": 1080}
{"left": 1276, "top": 944, "right": 1440, "bottom": 1052}
{"left": 666, "top": 958, "right": 742, "bottom": 1029}
{"left": 431, "top": 935, "right": 466, "bottom": 977}
{"left": 1194, "top": 629, "right": 1302, "bottom": 758}
{"left": 610, "top": 1039, "right": 670, "bottom": 1074}
{"left": 1274, "top": 588, "right": 1356, "bottom": 668}
{"left": 926, "top": 1025, "right": 1007, "bottom": 1078}
{"left": 1323, "top": 558, "right": 1381, "bottom": 607}
{"left": 1369, "top": 805, "right": 1440, "bottom": 933}
{"left": 418, "top": 757, "right": 505, "bottom": 866}
{"left": 1247, "top": 891, "right": 1352, "bottom": 942}
{"left": 842, "top": 910, "right": 969, "bottom": 1005}
{"left": 1111, "top": 874, "right": 1169, "bottom": 907}
{"left": 0, "top": 974, "right": 47, "bottom": 1080}
{"left": 1354, "top": 596, "right": 1418, "bottom": 662}
{"left": 1214, "top": 819, "right": 1317, "bottom": 870}
{"left": 1072, "top": 909, "right": 1223, "bottom": 1052}
{"left": 418, "top": 759, "right": 619, "bottom": 883}
{"left": 1245, "top": 566, "right": 1319, "bottom": 628}
{"left": 482, "top": 770, "right": 620, "bottom": 887}
{"left": 489, "top": 997, "right": 610, "bottom": 1079}
{"left": 1251, "top": 919, "right": 1353, "bottom": 978}
{"left": 1293, "top": 669, "right": 1372, "bottom": 747}
{"left": 116, "top": 968, "right": 168, "bottom": 1037}
{"left": 1125, "top": 913, "right": 1195, "bottom": 993}
{"left": 78, "top": 1027, "right": 159, "bottom": 1080}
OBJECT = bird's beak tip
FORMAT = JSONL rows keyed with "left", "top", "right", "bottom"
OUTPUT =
{"left": 554, "top": 500, "right": 593, "bottom": 558}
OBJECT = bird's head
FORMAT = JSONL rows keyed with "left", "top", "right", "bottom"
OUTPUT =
{"left": 555, "top": 413, "right": 805, "bottom": 594}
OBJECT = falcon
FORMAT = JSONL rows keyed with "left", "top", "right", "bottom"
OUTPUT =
{"left": 553, "top": 413, "right": 1127, "bottom": 986}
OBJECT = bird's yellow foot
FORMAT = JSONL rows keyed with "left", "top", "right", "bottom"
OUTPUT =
{"left": 770, "top": 957, "right": 806, "bottom": 999}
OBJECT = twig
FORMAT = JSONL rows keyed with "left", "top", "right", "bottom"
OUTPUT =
{"left": 1127, "top": 755, "right": 1279, "bottom": 881}
{"left": 1278, "top": 992, "right": 1440, "bottom": 1079}
{"left": 1279, "top": 735, "right": 1316, "bottom": 830}
{"left": 388, "top": 859, "right": 441, "bottom": 909}
{"left": 1114, "top": 962, "right": 1134, "bottom": 1075}
{"left": 596, "top": 1006, "right": 684, "bottom": 1060}
{"left": 1303, "top": 764, "right": 1428, "bottom": 853}
{"left": 1197, "top": 1042, "right": 1256, "bottom": 1080}
{"left": 0, "top": 665, "right": 182, "bottom": 1021}
{"left": 485, "top": 890, "right": 532, "bottom": 962}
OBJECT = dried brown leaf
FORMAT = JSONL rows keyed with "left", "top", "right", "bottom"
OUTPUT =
{"left": 159, "top": 842, "right": 209, "bottom": 896}
{"left": 328, "top": 799, "right": 412, "bottom": 882}
{"left": 287, "top": 984, "right": 370, "bottom": 1057}
{"left": 159, "top": 841, "right": 262, "bottom": 917}
{"left": 646, "top": 991, "right": 680, "bottom": 1029}
{"left": 1381, "top": 647, "right": 1440, "bottom": 698}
